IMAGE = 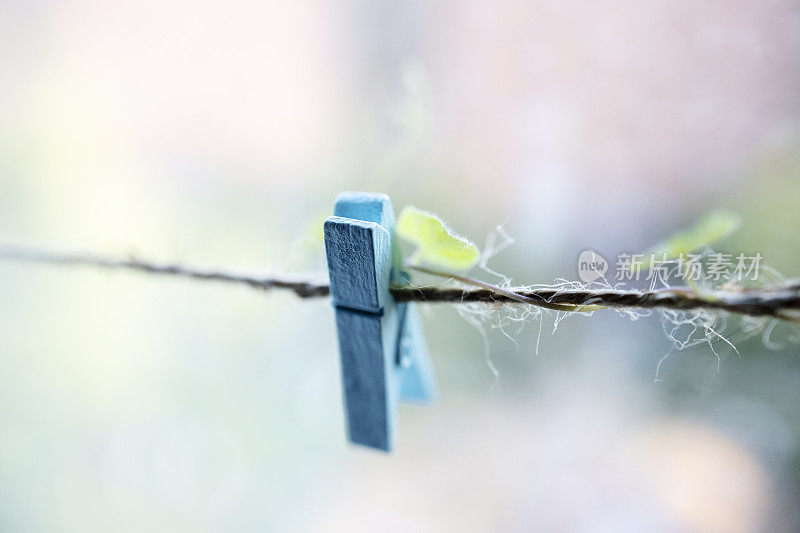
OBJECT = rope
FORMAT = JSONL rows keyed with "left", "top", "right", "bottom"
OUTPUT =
{"left": 392, "top": 285, "right": 800, "bottom": 320}
{"left": 0, "top": 243, "right": 330, "bottom": 298}
{"left": 2, "top": 242, "right": 799, "bottom": 322}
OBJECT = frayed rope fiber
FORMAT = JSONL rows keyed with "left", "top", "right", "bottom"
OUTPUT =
{"left": 393, "top": 285, "right": 800, "bottom": 319}
{"left": 1, "top": 242, "right": 799, "bottom": 322}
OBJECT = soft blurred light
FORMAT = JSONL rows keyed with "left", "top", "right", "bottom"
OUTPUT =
{"left": 0, "top": 0, "right": 798, "bottom": 530}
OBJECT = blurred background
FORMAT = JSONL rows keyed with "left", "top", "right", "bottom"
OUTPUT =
{"left": 1, "top": 1, "right": 799, "bottom": 531}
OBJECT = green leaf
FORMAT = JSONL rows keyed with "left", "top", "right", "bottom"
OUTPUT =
{"left": 396, "top": 206, "right": 480, "bottom": 270}
{"left": 643, "top": 210, "right": 741, "bottom": 268}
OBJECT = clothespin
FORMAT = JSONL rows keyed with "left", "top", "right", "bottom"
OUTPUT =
{"left": 324, "top": 192, "right": 436, "bottom": 451}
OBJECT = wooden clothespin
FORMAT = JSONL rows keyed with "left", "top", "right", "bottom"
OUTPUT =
{"left": 324, "top": 192, "right": 436, "bottom": 451}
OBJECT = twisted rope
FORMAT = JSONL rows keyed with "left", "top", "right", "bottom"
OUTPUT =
{"left": 0, "top": 243, "right": 330, "bottom": 298}
{"left": 391, "top": 285, "right": 800, "bottom": 320}
{"left": 1, "top": 242, "right": 798, "bottom": 322}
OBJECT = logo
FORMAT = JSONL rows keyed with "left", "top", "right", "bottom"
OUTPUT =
{"left": 578, "top": 249, "right": 609, "bottom": 283}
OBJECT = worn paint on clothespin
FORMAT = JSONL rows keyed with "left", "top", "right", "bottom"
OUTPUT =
{"left": 324, "top": 192, "right": 436, "bottom": 451}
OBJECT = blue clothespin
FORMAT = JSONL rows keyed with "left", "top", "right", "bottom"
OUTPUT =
{"left": 324, "top": 192, "right": 436, "bottom": 451}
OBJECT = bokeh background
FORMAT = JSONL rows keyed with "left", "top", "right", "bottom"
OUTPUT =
{"left": 1, "top": 1, "right": 799, "bottom": 531}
